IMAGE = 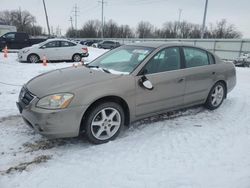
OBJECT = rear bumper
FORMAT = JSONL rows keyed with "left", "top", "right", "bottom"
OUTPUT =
{"left": 17, "top": 101, "right": 88, "bottom": 138}
{"left": 82, "top": 53, "right": 89, "bottom": 57}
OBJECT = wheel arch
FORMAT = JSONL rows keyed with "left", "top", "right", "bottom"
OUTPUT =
{"left": 79, "top": 95, "right": 130, "bottom": 132}
{"left": 206, "top": 80, "right": 227, "bottom": 102}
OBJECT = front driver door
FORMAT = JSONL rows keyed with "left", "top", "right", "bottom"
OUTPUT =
{"left": 40, "top": 41, "right": 61, "bottom": 60}
{"left": 135, "top": 47, "right": 186, "bottom": 117}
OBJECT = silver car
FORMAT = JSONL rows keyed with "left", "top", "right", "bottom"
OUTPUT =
{"left": 17, "top": 43, "right": 236, "bottom": 144}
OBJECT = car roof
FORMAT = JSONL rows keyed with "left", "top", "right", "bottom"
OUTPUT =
{"left": 126, "top": 42, "right": 207, "bottom": 50}
{"left": 45, "top": 38, "right": 74, "bottom": 43}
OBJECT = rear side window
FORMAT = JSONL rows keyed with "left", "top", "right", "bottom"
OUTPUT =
{"left": 61, "top": 41, "right": 76, "bottom": 47}
{"left": 183, "top": 47, "right": 209, "bottom": 68}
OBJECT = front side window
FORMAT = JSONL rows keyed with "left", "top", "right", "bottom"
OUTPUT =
{"left": 89, "top": 46, "right": 154, "bottom": 74}
{"left": 5, "top": 33, "right": 15, "bottom": 39}
{"left": 143, "top": 47, "right": 181, "bottom": 74}
{"left": 183, "top": 47, "right": 209, "bottom": 68}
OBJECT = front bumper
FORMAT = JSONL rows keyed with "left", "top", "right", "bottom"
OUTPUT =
{"left": 17, "top": 53, "right": 27, "bottom": 62}
{"left": 17, "top": 100, "right": 88, "bottom": 139}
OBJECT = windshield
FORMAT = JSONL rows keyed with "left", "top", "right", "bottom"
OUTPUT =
{"left": 88, "top": 45, "right": 154, "bottom": 74}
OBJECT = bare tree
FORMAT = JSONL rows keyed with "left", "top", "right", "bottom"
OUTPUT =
{"left": 161, "top": 21, "right": 179, "bottom": 38}
{"left": 118, "top": 25, "right": 134, "bottom": 38}
{"left": 0, "top": 10, "right": 13, "bottom": 25}
{"left": 103, "top": 20, "right": 119, "bottom": 38}
{"left": 209, "top": 19, "right": 241, "bottom": 38}
{"left": 0, "top": 9, "right": 43, "bottom": 35}
{"left": 65, "top": 18, "right": 242, "bottom": 39}
{"left": 79, "top": 20, "right": 101, "bottom": 38}
{"left": 136, "top": 21, "right": 154, "bottom": 38}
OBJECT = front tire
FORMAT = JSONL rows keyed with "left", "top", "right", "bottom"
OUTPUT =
{"left": 28, "top": 54, "right": 40, "bottom": 63}
{"left": 205, "top": 82, "right": 226, "bottom": 110}
{"left": 84, "top": 102, "right": 124, "bottom": 144}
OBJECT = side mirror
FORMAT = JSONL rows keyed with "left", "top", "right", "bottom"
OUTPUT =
{"left": 139, "top": 75, "right": 154, "bottom": 90}
{"left": 40, "top": 46, "right": 46, "bottom": 49}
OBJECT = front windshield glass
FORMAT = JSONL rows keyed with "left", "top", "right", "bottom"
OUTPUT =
{"left": 89, "top": 45, "right": 154, "bottom": 74}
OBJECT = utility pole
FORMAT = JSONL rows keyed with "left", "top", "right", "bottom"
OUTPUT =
{"left": 73, "top": 4, "right": 79, "bottom": 30}
{"left": 99, "top": 0, "right": 106, "bottom": 38}
{"left": 69, "top": 16, "right": 73, "bottom": 30}
{"left": 72, "top": 4, "right": 79, "bottom": 38}
{"left": 42, "top": 0, "right": 51, "bottom": 36}
{"left": 178, "top": 9, "right": 182, "bottom": 24}
{"left": 178, "top": 9, "right": 182, "bottom": 37}
{"left": 201, "top": 0, "right": 208, "bottom": 39}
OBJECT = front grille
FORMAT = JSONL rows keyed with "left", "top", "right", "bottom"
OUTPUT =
{"left": 19, "top": 87, "right": 35, "bottom": 106}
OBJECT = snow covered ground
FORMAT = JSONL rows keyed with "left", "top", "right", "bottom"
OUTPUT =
{"left": 0, "top": 48, "right": 250, "bottom": 188}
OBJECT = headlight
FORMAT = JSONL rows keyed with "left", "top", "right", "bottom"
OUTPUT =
{"left": 23, "top": 49, "right": 30, "bottom": 53}
{"left": 36, "top": 93, "right": 74, "bottom": 109}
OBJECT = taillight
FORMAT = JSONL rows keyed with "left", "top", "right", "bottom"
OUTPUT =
{"left": 82, "top": 47, "right": 88, "bottom": 53}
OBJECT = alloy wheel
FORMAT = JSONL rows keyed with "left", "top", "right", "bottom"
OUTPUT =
{"left": 29, "top": 55, "right": 39, "bottom": 63}
{"left": 211, "top": 85, "right": 224, "bottom": 107}
{"left": 90, "top": 107, "right": 121, "bottom": 141}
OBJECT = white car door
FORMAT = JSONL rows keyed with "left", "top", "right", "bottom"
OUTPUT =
{"left": 60, "top": 41, "right": 79, "bottom": 60}
{"left": 39, "top": 41, "right": 61, "bottom": 60}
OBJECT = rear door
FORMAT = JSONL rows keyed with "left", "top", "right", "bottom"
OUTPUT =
{"left": 182, "top": 47, "right": 217, "bottom": 105}
{"left": 59, "top": 41, "right": 77, "bottom": 60}
{"left": 15, "top": 33, "right": 29, "bottom": 49}
{"left": 135, "top": 47, "right": 186, "bottom": 117}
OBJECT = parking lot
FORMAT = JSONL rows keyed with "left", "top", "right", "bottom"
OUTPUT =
{"left": 0, "top": 49, "right": 250, "bottom": 188}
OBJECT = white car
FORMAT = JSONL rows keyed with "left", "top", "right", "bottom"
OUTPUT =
{"left": 18, "top": 39, "right": 89, "bottom": 63}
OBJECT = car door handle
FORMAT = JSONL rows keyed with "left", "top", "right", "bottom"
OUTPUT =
{"left": 178, "top": 78, "right": 185, "bottom": 83}
{"left": 212, "top": 72, "right": 216, "bottom": 75}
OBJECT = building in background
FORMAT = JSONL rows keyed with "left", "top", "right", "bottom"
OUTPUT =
{"left": 0, "top": 23, "right": 17, "bottom": 36}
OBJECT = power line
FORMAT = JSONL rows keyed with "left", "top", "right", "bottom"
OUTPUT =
{"left": 69, "top": 16, "right": 73, "bottom": 29}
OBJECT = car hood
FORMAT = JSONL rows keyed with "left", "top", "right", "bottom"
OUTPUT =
{"left": 26, "top": 66, "right": 121, "bottom": 98}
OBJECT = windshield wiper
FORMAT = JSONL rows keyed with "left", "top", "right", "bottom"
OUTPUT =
{"left": 86, "top": 65, "right": 110, "bottom": 73}
{"left": 85, "top": 65, "right": 99, "bottom": 68}
{"left": 101, "top": 68, "right": 111, "bottom": 73}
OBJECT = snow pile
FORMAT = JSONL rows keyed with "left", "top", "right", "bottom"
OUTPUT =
{"left": 0, "top": 49, "right": 250, "bottom": 188}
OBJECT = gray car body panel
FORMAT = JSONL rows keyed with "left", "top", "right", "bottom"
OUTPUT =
{"left": 18, "top": 42, "right": 236, "bottom": 138}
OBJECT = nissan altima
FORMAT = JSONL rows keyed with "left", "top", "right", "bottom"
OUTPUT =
{"left": 17, "top": 42, "right": 236, "bottom": 144}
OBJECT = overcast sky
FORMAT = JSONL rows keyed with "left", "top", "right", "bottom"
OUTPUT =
{"left": 1, "top": 0, "right": 250, "bottom": 37}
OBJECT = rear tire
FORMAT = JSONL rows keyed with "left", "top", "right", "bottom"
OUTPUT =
{"left": 72, "top": 54, "right": 81, "bottom": 62}
{"left": 84, "top": 102, "right": 124, "bottom": 144}
{"left": 205, "top": 82, "right": 226, "bottom": 110}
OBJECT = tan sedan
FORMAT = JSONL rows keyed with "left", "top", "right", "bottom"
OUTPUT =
{"left": 17, "top": 43, "right": 236, "bottom": 144}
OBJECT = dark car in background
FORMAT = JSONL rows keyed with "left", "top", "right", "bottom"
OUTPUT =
{"left": 97, "top": 41, "right": 121, "bottom": 49}
{"left": 81, "top": 40, "right": 102, "bottom": 46}
{"left": 0, "top": 32, "right": 48, "bottom": 50}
